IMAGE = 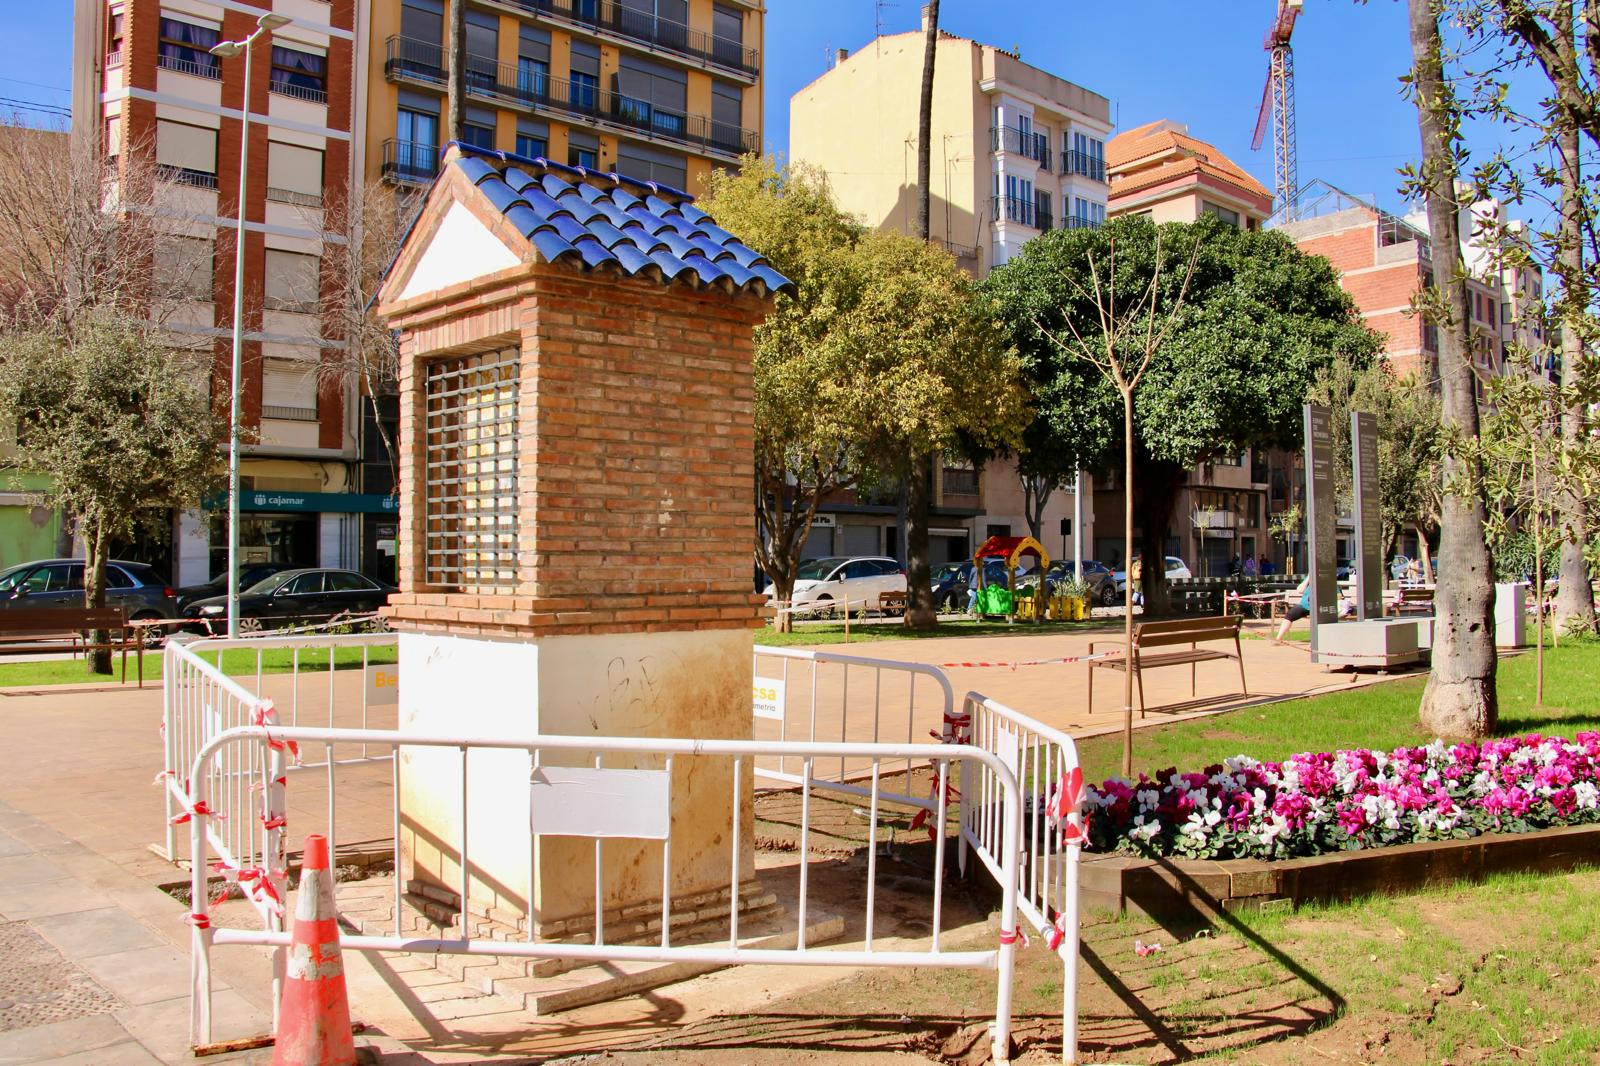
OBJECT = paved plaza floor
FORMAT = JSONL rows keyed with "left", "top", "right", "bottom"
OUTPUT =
{"left": 0, "top": 622, "right": 1416, "bottom": 1061}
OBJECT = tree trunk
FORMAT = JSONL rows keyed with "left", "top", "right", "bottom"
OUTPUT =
{"left": 1120, "top": 390, "right": 1136, "bottom": 778}
{"left": 1021, "top": 473, "right": 1052, "bottom": 542}
{"left": 915, "top": 0, "right": 940, "bottom": 242}
{"left": 1553, "top": 125, "right": 1596, "bottom": 633}
{"left": 1415, "top": 523, "right": 1433, "bottom": 583}
{"left": 84, "top": 515, "right": 111, "bottom": 676}
{"left": 1133, "top": 461, "right": 1186, "bottom": 617}
{"left": 1409, "top": 0, "right": 1497, "bottom": 737}
{"left": 905, "top": 451, "right": 937, "bottom": 630}
{"left": 768, "top": 572, "right": 796, "bottom": 634}
{"left": 445, "top": 0, "right": 466, "bottom": 143}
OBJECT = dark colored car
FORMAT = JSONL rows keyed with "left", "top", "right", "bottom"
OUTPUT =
{"left": 932, "top": 559, "right": 1019, "bottom": 612}
{"left": 0, "top": 558, "right": 177, "bottom": 619}
{"left": 1046, "top": 559, "right": 1118, "bottom": 606}
{"left": 931, "top": 562, "right": 969, "bottom": 612}
{"left": 173, "top": 563, "right": 296, "bottom": 611}
{"left": 183, "top": 568, "right": 396, "bottom": 633}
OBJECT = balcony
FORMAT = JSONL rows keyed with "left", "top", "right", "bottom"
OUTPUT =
{"left": 384, "top": 36, "right": 758, "bottom": 159}
{"left": 157, "top": 53, "right": 221, "bottom": 80}
{"left": 989, "top": 125, "right": 1051, "bottom": 171}
{"left": 382, "top": 138, "right": 440, "bottom": 185}
{"left": 1061, "top": 214, "right": 1101, "bottom": 231}
{"left": 941, "top": 466, "right": 980, "bottom": 497}
{"left": 156, "top": 165, "right": 219, "bottom": 190}
{"left": 1035, "top": 206, "right": 1053, "bottom": 231}
{"left": 992, "top": 194, "right": 1037, "bottom": 228}
{"left": 490, "top": 0, "right": 759, "bottom": 77}
{"left": 1062, "top": 150, "right": 1106, "bottom": 183}
{"left": 269, "top": 77, "right": 328, "bottom": 105}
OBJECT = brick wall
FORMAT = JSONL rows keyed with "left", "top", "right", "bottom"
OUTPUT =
{"left": 379, "top": 213, "right": 771, "bottom": 639}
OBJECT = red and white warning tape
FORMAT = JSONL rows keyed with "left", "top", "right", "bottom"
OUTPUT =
{"left": 936, "top": 648, "right": 1127, "bottom": 670}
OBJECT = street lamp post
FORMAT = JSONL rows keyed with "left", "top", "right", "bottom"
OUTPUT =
{"left": 211, "top": 12, "right": 290, "bottom": 638}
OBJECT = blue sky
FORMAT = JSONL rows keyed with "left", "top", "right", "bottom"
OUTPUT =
{"left": 0, "top": 1, "right": 1496, "bottom": 219}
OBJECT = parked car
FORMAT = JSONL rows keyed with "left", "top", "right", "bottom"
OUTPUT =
{"left": 1046, "top": 559, "right": 1118, "bottom": 606}
{"left": 173, "top": 563, "right": 296, "bottom": 611}
{"left": 0, "top": 558, "right": 177, "bottom": 621}
{"left": 1110, "top": 556, "right": 1192, "bottom": 599}
{"left": 183, "top": 568, "right": 396, "bottom": 633}
{"left": 930, "top": 559, "right": 1020, "bottom": 612}
{"left": 766, "top": 556, "right": 907, "bottom": 616}
{"left": 931, "top": 562, "right": 970, "bottom": 613}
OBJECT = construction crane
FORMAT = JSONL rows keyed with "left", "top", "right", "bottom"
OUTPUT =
{"left": 1251, "top": 0, "right": 1303, "bottom": 218}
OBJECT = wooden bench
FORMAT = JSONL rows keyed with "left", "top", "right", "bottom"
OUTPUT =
{"left": 1087, "top": 615, "right": 1246, "bottom": 717}
{"left": 1388, "top": 587, "right": 1435, "bottom": 615}
{"left": 0, "top": 608, "right": 144, "bottom": 687}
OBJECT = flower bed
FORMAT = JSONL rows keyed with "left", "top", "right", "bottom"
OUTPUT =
{"left": 1087, "top": 732, "right": 1600, "bottom": 861}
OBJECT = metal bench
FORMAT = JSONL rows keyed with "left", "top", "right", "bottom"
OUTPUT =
{"left": 0, "top": 607, "right": 144, "bottom": 686}
{"left": 1086, "top": 615, "right": 1246, "bottom": 717}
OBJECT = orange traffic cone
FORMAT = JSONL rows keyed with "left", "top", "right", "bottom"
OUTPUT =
{"left": 273, "top": 834, "right": 356, "bottom": 1066}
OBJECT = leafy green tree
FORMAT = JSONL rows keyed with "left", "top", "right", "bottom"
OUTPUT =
{"left": 986, "top": 214, "right": 1382, "bottom": 616}
{"left": 702, "top": 156, "right": 1027, "bottom": 632}
{"left": 0, "top": 317, "right": 223, "bottom": 671}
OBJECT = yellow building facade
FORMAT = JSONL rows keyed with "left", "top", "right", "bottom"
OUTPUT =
{"left": 363, "top": 0, "right": 765, "bottom": 197}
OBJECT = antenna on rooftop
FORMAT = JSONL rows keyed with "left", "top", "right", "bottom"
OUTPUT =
{"left": 874, "top": 0, "right": 898, "bottom": 39}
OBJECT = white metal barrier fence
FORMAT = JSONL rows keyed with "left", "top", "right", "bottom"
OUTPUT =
{"left": 182, "top": 725, "right": 1025, "bottom": 1062}
{"left": 160, "top": 633, "right": 398, "bottom": 864}
{"left": 752, "top": 645, "right": 956, "bottom": 808}
{"left": 960, "top": 692, "right": 1085, "bottom": 1065}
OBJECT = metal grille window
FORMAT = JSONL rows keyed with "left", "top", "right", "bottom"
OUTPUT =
{"left": 424, "top": 350, "right": 520, "bottom": 591}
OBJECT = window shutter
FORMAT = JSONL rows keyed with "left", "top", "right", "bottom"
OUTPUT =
{"left": 267, "top": 142, "right": 323, "bottom": 198}
{"left": 156, "top": 120, "right": 216, "bottom": 174}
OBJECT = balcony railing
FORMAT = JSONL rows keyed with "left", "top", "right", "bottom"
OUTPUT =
{"left": 989, "top": 126, "right": 1051, "bottom": 170}
{"left": 493, "top": 0, "right": 759, "bottom": 76}
{"left": 157, "top": 165, "right": 219, "bottom": 190}
{"left": 1035, "top": 207, "right": 1053, "bottom": 231}
{"left": 268, "top": 77, "right": 328, "bottom": 104}
{"left": 942, "top": 467, "right": 980, "bottom": 496}
{"left": 157, "top": 53, "right": 221, "bottom": 80}
{"left": 992, "top": 194, "right": 1036, "bottom": 228}
{"left": 384, "top": 35, "right": 759, "bottom": 159}
{"left": 381, "top": 138, "right": 440, "bottom": 184}
{"left": 105, "top": 49, "right": 123, "bottom": 68}
{"left": 266, "top": 186, "right": 325, "bottom": 208}
{"left": 1062, "top": 150, "right": 1106, "bottom": 183}
{"left": 1061, "top": 214, "right": 1101, "bottom": 230}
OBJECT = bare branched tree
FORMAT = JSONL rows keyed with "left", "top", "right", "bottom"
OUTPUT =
{"left": 1038, "top": 230, "right": 1199, "bottom": 777}
{"left": 312, "top": 179, "right": 416, "bottom": 494}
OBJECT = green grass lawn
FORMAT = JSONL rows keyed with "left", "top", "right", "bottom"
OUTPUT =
{"left": 0, "top": 644, "right": 397, "bottom": 688}
{"left": 1076, "top": 639, "right": 1600, "bottom": 783}
{"left": 754, "top": 616, "right": 1117, "bottom": 647}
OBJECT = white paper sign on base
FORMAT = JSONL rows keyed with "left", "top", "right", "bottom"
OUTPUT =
{"left": 530, "top": 766, "right": 671, "bottom": 839}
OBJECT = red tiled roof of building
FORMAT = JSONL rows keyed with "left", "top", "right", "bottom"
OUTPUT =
{"left": 1107, "top": 122, "right": 1271, "bottom": 203}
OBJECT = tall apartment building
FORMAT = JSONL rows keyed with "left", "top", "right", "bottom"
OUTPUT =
{"left": 1271, "top": 179, "right": 1508, "bottom": 382}
{"left": 790, "top": 20, "right": 1110, "bottom": 566}
{"left": 69, "top": 0, "right": 392, "bottom": 585}
{"left": 366, "top": 0, "right": 764, "bottom": 198}
{"left": 1100, "top": 119, "right": 1280, "bottom": 574}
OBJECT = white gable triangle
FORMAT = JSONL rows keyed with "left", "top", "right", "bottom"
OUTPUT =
{"left": 396, "top": 200, "right": 521, "bottom": 301}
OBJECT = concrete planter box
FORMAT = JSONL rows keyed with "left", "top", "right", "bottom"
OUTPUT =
{"left": 1079, "top": 823, "right": 1600, "bottom": 920}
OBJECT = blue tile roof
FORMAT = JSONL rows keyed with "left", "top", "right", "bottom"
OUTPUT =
{"left": 444, "top": 142, "right": 795, "bottom": 299}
